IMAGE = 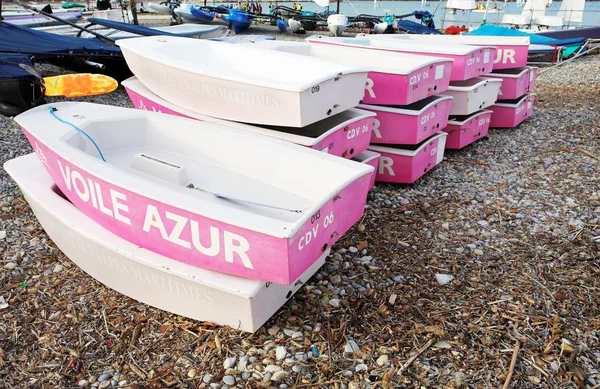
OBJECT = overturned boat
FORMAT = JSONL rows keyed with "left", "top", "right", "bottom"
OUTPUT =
{"left": 116, "top": 36, "right": 369, "bottom": 127}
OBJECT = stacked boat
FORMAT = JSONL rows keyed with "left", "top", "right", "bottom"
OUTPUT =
{"left": 362, "top": 34, "right": 537, "bottom": 149}
{"left": 7, "top": 36, "right": 379, "bottom": 332}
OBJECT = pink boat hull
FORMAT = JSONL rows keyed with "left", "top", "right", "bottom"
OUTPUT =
{"left": 361, "top": 95, "right": 453, "bottom": 145}
{"left": 486, "top": 67, "right": 530, "bottom": 101}
{"left": 490, "top": 45, "right": 529, "bottom": 70}
{"left": 362, "top": 63, "right": 453, "bottom": 106}
{"left": 489, "top": 93, "right": 535, "bottom": 128}
{"left": 23, "top": 130, "right": 371, "bottom": 285}
{"left": 528, "top": 66, "right": 538, "bottom": 91}
{"left": 443, "top": 110, "right": 492, "bottom": 149}
{"left": 124, "top": 86, "right": 372, "bottom": 159}
{"left": 310, "top": 40, "right": 496, "bottom": 81}
{"left": 369, "top": 132, "right": 447, "bottom": 184}
{"left": 352, "top": 150, "right": 380, "bottom": 190}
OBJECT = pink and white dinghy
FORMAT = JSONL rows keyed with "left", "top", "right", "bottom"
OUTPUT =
{"left": 15, "top": 103, "right": 374, "bottom": 285}
{"left": 368, "top": 132, "right": 448, "bottom": 184}
{"left": 116, "top": 36, "right": 369, "bottom": 127}
{"left": 242, "top": 39, "right": 454, "bottom": 106}
{"left": 123, "top": 77, "right": 375, "bottom": 159}
{"left": 489, "top": 93, "right": 535, "bottom": 128}
{"left": 443, "top": 110, "right": 493, "bottom": 149}
{"left": 359, "top": 95, "right": 453, "bottom": 145}
{"left": 484, "top": 67, "right": 533, "bottom": 100}
{"left": 442, "top": 78, "right": 503, "bottom": 115}
{"left": 306, "top": 35, "right": 496, "bottom": 81}
{"left": 362, "top": 34, "right": 530, "bottom": 70}
{"left": 4, "top": 154, "right": 331, "bottom": 333}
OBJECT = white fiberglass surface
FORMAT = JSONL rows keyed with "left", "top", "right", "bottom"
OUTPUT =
{"left": 257, "top": 40, "right": 448, "bottom": 75}
{"left": 117, "top": 36, "right": 365, "bottom": 92}
{"left": 364, "top": 34, "right": 529, "bottom": 47}
{"left": 449, "top": 77, "right": 501, "bottom": 89}
{"left": 25, "top": 103, "right": 367, "bottom": 233}
{"left": 307, "top": 36, "right": 485, "bottom": 56}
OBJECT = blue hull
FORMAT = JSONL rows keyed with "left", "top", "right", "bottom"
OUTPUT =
{"left": 226, "top": 10, "right": 251, "bottom": 34}
{"left": 190, "top": 7, "right": 216, "bottom": 23}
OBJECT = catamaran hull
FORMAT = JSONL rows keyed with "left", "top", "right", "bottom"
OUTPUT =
{"left": 5, "top": 154, "right": 330, "bottom": 333}
{"left": 360, "top": 95, "right": 453, "bottom": 145}
{"left": 369, "top": 132, "right": 447, "bottom": 184}
{"left": 442, "top": 109, "right": 492, "bottom": 149}
{"left": 119, "top": 47, "right": 367, "bottom": 127}
{"left": 122, "top": 77, "right": 375, "bottom": 159}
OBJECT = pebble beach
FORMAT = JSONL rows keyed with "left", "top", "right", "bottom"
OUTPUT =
{"left": 0, "top": 20, "right": 599, "bottom": 389}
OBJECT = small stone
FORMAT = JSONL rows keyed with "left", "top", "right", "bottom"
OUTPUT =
{"left": 344, "top": 340, "right": 359, "bottom": 354}
{"left": 291, "top": 331, "right": 303, "bottom": 340}
{"left": 209, "top": 383, "right": 221, "bottom": 389}
{"left": 473, "top": 249, "right": 484, "bottom": 256}
{"left": 222, "top": 375, "right": 235, "bottom": 386}
{"left": 118, "top": 381, "right": 129, "bottom": 388}
{"left": 223, "top": 357, "right": 236, "bottom": 369}
{"left": 349, "top": 246, "right": 358, "bottom": 253}
{"left": 89, "top": 376, "right": 97, "bottom": 384}
{"left": 435, "top": 274, "right": 454, "bottom": 285}
{"left": 241, "top": 372, "right": 252, "bottom": 380}
{"left": 279, "top": 384, "right": 288, "bottom": 389}
{"left": 267, "top": 326, "right": 280, "bottom": 336}
{"left": 271, "top": 371, "right": 289, "bottom": 381}
{"left": 275, "top": 346, "right": 287, "bottom": 361}
{"left": 292, "top": 365, "right": 302, "bottom": 373}
{"left": 355, "top": 363, "right": 368, "bottom": 373}
{"left": 98, "top": 374, "right": 111, "bottom": 383}
{"left": 98, "top": 381, "right": 111, "bottom": 389}
{"left": 110, "top": 380, "right": 117, "bottom": 387}
{"left": 0, "top": 231, "right": 5, "bottom": 240}
{"left": 78, "top": 379, "right": 90, "bottom": 387}
{"left": 237, "top": 356, "right": 248, "bottom": 372}
{"left": 53, "top": 263, "right": 63, "bottom": 273}
{"left": 348, "top": 381, "right": 359, "bottom": 389}
{"left": 187, "top": 369, "right": 197, "bottom": 379}
{"left": 203, "top": 374, "right": 214, "bottom": 383}
{"left": 454, "top": 372, "right": 465, "bottom": 388}
{"left": 328, "top": 298, "right": 340, "bottom": 308}
{"left": 4, "top": 262, "right": 16, "bottom": 270}
{"left": 330, "top": 275, "right": 341, "bottom": 285}
{"left": 283, "top": 328, "right": 295, "bottom": 336}
{"left": 376, "top": 355, "right": 389, "bottom": 366}
{"left": 43, "top": 268, "right": 53, "bottom": 276}
{"left": 265, "top": 365, "right": 282, "bottom": 373}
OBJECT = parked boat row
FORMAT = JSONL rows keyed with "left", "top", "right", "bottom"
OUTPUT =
{"left": 5, "top": 31, "right": 543, "bottom": 332}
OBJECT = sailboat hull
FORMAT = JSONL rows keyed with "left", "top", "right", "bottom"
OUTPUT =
{"left": 442, "top": 110, "right": 492, "bottom": 149}
{"left": 327, "top": 14, "right": 348, "bottom": 37}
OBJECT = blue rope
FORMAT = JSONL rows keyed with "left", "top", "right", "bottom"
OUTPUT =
{"left": 49, "top": 106, "right": 106, "bottom": 162}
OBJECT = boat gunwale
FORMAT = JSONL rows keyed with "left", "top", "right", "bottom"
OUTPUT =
{"left": 358, "top": 95, "right": 454, "bottom": 116}
{"left": 368, "top": 132, "right": 448, "bottom": 157}
{"left": 14, "top": 102, "right": 373, "bottom": 239}
{"left": 306, "top": 35, "right": 497, "bottom": 57}
{"left": 446, "top": 77, "right": 503, "bottom": 92}
{"left": 447, "top": 109, "right": 494, "bottom": 126}
{"left": 121, "top": 77, "right": 376, "bottom": 147}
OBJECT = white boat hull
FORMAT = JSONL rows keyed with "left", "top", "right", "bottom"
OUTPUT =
{"left": 117, "top": 36, "right": 369, "bottom": 127}
{"left": 5, "top": 154, "right": 330, "bottom": 333}
{"left": 327, "top": 14, "right": 348, "bottom": 37}
{"left": 83, "top": 24, "right": 230, "bottom": 40}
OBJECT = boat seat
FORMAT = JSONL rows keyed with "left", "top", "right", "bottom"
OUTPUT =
{"left": 130, "top": 152, "right": 189, "bottom": 186}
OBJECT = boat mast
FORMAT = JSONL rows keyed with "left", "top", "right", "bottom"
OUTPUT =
{"left": 483, "top": 0, "right": 490, "bottom": 23}
{"left": 336, "top": 0, "right": 340, "bottom": 14}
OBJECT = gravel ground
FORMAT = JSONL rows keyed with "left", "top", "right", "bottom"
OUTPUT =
{"left": 0, "top": 27, "right": 599, "bottom": 389}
